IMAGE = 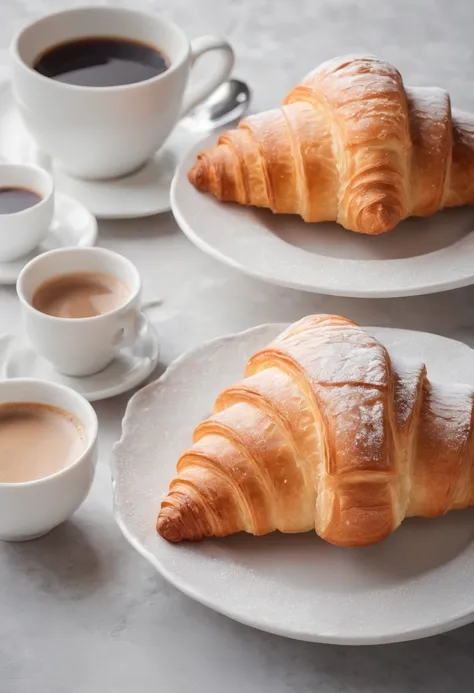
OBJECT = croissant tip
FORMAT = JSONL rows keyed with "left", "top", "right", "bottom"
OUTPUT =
{"left": 157, "top": 506, "right": 208, "bottom": 542}
{"left": 187, "top": 157, "right": 209, "bottom": 192}
{"left": 156, "top": 513, "right": 184, "bottom": 543}
{"left": 358, "top": 202, "right": 402, "bottom": 235}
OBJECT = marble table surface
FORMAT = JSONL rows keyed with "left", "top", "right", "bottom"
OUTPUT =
{"left": 2, "top": 0, "right": 474, "bottom": 691}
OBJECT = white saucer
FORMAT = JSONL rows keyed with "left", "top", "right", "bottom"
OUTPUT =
{"left": 0, "top": 319, "right": 160, "bottom": 402}
{"left": 0, "top": 81, "right": 207, "bottom": 219}
{"left": 113, "top": 323, "right": 474, "bottom": 645}
{"left": 171, "top": 134, "right": 474, "bottom": 298}
{"left": 0, "top": 192, "right": 97, "bottom": 285}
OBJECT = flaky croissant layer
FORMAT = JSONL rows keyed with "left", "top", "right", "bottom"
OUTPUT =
{"left": 157, "top": 315, "right": 474, "bottom": 546}
{"left": 188, "top": 55, "right": 474, "bottom": 234}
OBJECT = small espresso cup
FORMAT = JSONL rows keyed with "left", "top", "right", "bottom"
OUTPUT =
{"left": 0, "top": 164, "right": 54, "bottom": 262}
{"left": 17, "top": 247, "right": 145, "bottom": 377}
{"left": 10, "top": 6, "right": 234, "bottom": 180}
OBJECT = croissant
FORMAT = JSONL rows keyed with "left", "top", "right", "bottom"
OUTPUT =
{"left": 187, "top": 55, "right": 474, "bottom": 235}
{"left": 157, "top": 315, "right": 474, "bottom": 546}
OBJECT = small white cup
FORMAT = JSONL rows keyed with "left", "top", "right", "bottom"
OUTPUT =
{"left": 0, "top": 163, "right": 54, "bottom": 262}
{"left": 10, "top": 6, "right": 234, "bottom": 179}
{"left": 0, "top": 378, "right": 98, "bottom": 542}
{"left": 17, "top": 247, "right": 145, "bottom": 377}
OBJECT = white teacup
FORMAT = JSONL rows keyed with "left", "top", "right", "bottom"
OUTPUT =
{"left": 0, "top": 378, "right": 98, "bottom": 542}
{"left": 10, "top": 6, "right": 234, "bottom": 179}
{"left": 0, "top": 164, "right": 54, "bottom": 262}
{"left": 17, "top": 247, "right": 145, "bottom": 377}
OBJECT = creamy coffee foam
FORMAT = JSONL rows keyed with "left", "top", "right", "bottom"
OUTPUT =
{"left": 0, "top": 402, "right": 86, "bottom": 483}
{"left": 32, "top": 271, "right": 129, "bottom": 319}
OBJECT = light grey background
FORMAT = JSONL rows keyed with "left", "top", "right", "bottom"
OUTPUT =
{"left": 1, "top": 1, "right": 474, "bottom": 691}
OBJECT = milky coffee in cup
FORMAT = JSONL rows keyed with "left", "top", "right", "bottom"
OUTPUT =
{"left": 0, "top": 401, "right": 86, "bottom": 483}
{"left": 32, "top": 271, "right": 129, "bottom": 319}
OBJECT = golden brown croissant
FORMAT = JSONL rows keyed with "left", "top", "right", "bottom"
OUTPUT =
{"left": 187, "top": 55, "right": 474, "bottom": 235}
{"left": 157, "top": 315, "right": 474, "bottom": 546}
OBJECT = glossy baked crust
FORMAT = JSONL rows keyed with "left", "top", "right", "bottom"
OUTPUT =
{"left": 188, "top": 55, "right": 474, "bottom": 234}
{"left": 157, "top": 315, "right": 474, "bottom": 545}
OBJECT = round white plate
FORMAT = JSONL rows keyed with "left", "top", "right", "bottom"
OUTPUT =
{"left": 0, "top": 193, "right": 97, "bottom": 285}
{"left": 171, "top": 135, "right": 474, "bottom": 298}
{"left": 112, "top": 323, "right": 474, "bottom": 645}
{"left": 0, "top": 318, "right": 160, "bottom": 402}
{"left": 0, "top": 81, "right": 205, "bottom": 219}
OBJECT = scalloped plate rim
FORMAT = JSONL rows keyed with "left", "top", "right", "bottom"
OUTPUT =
{"left": 111, "top": 323, "right": 474, "bottom": 645}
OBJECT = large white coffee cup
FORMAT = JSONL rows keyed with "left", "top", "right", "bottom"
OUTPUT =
{"left": 0, "top": 378, "right": 98, "bottom": 542}
{"left": 17, "top": 247, "right": 146, "bottom": 377}
{"left": 10, "top": 6, "right": 234, "bottom": 179}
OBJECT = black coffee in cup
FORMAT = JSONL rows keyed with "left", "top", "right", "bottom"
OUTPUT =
{"left": 0, "top": 187, "right": 41, "bottom": 214}
{"left": 33, "top": 36, "right": 169, "bottom": 87}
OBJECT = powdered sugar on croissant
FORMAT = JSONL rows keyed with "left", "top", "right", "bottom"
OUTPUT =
{"left": 157, "top": 315, "right": 474, "bottom": 546}
{"left": 188, "top": 55, "right": 474, "bottom": 234}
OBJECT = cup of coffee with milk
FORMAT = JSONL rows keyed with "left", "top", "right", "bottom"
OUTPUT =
{"left": 10, "top": 6, "right": 234, "bottom": 179}
{"left": 17, "top": 247, "right": 146, "bottom": 377}
{"left": 0, "top": 378, "right": 98, "bottom": 542}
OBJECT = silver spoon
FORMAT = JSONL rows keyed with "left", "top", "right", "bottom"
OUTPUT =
{"left": 180, "top": 79, "right": 252, "bottom": 133}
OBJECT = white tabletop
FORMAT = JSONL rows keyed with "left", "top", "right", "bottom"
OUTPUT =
{"left": 2, "top": 1, "right": 474, "bottom": 691}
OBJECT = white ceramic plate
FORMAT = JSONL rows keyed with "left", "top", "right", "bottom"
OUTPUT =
{"left": 171, "top": 135, "right": 474, "bottom": 298}
{"left": 0, "top": 318, "right": 160, "bottom": 402}
{"left": 112, "top": 323, "right": 474, "bottom": 645}
{"left": 0, "top": 193, "right": 97, "bottom": 285}
{"left": 0, "top": 81, "right": 205, "bottom": 219}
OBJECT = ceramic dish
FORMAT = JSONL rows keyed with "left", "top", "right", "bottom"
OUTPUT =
{"left": 171, "top": 135, "right": 474, "bottom": 298}
{"left": 112, "top": 323, "right": 474, "bottom": 644}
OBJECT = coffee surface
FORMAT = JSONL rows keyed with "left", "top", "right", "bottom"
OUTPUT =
{"left": 33, "top": 36, "right": 169, "bottom": 87}
{"left": 32, "top": 271, "right": 129, "bottom": 319}
{"left": 0, "top": 402, "right": 86, "bottom": 483}
{"left": 0, "top": 187, "right": 41, "bottom": 214}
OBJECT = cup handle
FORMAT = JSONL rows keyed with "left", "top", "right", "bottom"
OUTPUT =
{"left": 114, "top": 311, "right": 148, "bottom": 349}
{"left": 180, "top": 35, "right": 235, "bottom": 117}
